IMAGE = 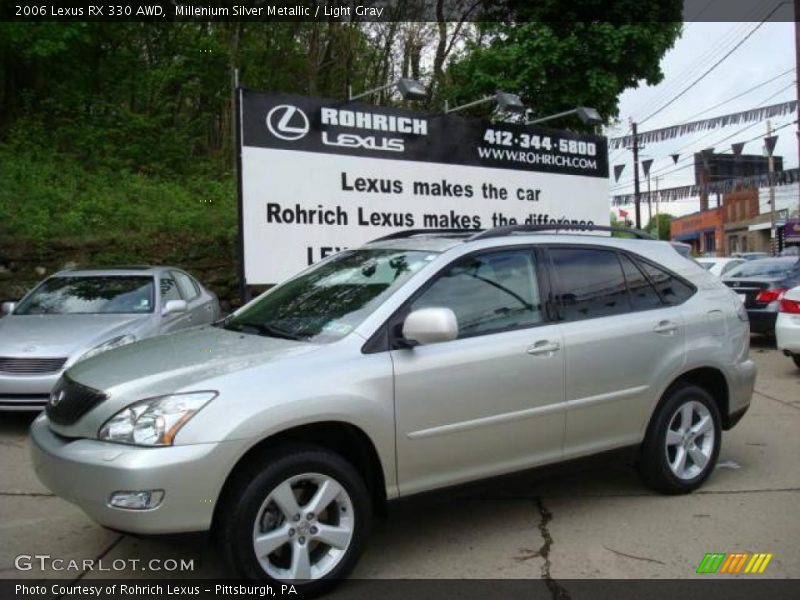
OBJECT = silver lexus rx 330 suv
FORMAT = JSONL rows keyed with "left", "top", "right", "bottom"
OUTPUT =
{"left": 31, "top": 226, "right": 756, "bottom": 592}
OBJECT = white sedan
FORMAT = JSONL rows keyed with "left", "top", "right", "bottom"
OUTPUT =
{"left": 777, "top": 285, "right": 800, "bottom": 369}
{"left": 697, "top": 257, "right": 746, "bottom": 277}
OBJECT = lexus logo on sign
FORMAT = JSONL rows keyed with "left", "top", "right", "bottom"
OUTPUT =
{"left": 266, "top": 105, "right": 309, "bottom": 141}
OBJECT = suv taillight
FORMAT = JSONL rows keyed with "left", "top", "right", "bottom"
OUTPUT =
{"left": 756, "top": 288, "right": 787, "bottom": 303}
{"left": 780, "top": 298, "right": 800, "bottom": 314}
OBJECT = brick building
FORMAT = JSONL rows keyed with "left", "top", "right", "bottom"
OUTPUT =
{"left": 670, "top": 206, "right": 725, "bottom": 255}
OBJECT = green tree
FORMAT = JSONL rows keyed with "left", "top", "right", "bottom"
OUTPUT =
{"left": 439, "top": 3, "right": 682, "bottom": 126}
{"left": 645, "top": 213, "right": 674, "bottom": 240}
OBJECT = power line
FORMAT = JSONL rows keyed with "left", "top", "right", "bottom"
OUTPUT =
{"left": 626, "top": 19, "right": 765, "bottom": 121}
{"left": 638, "top": 19, "right": 772, "bottom": 125}
{"left": 611, "top": 83, "right": 797, "bottom": 190}
{"left": 609, "top": 117, "right": 796, "bottom": 192}
{"left": 679, "top": 68, "right": 794, "bottom": 123}
{"left": 610, "top": 120, "right": 799, "bottom": 202}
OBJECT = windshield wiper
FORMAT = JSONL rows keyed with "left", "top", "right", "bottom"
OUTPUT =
{"left": 223, "top": 320, "right": 302, "bottom": 341}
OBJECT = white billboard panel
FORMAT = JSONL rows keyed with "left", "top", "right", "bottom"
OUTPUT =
{"left": 239, "top": 91, "right": 609, "bottom": 284}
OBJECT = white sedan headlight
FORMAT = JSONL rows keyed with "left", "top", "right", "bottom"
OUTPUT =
{"left": 98, "top": 392, "right": 216, "bottom": 446}
{"left": 77, "top": 334, "right": 137, "bottom": 363}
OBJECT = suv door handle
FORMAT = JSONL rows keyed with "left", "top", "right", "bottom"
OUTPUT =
{"left": 653, "top": 320, "right": 679, "bottom": 336}
{"left": 527, "top": 340, "right": 561, "bottom": 356}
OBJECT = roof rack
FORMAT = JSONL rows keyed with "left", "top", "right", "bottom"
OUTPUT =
{"left": 371, "top": 229, "right": 482, "bottom": 242}
{"left": 469, "top": 224, "right": 654, "bottom": 241}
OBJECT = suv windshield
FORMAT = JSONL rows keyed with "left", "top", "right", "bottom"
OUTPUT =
{"left": 15, "top": 276, "right": 155, "bottom": 315}
{"left": 726, "top": 259, "right": 797, "bottom": 279}
{"left": 222, "top": 249, "right": 433, "bottom": 342}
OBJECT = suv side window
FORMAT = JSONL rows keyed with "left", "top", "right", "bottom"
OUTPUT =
{"left": 172, "top": 271, "right": 199, "bottom": 301}
{"left": 619, "top": 254, "right": 663, "bottom": 310}
{"left": 160, "top": 277, "right": 182, "bottom": 303}
{"left": 410, "top": 249, "right": 543, "bottom": 338}
{"left": 637, "top": 260, "right": 695, "bottom": 305}
{"left": 549, "top": 247, "right": 631, "bottom": 320}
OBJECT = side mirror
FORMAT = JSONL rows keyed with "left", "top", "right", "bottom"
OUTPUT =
{"left": 402, "top": 307, "right": 458, "bottom": 346}
{"left": 1, "top": 301, "right": 16, "bottom": 315}
{"left": 162, "top": 299, "right": 188, "bottom": 316}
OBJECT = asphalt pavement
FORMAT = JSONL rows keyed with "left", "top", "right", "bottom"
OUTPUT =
{"left": 1, "top": 338, "right": 798, "bottom": 581}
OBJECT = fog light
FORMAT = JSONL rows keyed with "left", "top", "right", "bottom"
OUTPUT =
{"left": 108, "top": 490, "right": 164, "bottom": 510}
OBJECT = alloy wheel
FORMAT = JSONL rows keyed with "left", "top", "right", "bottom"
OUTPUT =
{"left": 664, "top": 400, "right": 716, "bottom": 480}
{"left": 252, "top": 472, "right": 355, "bottom": 581}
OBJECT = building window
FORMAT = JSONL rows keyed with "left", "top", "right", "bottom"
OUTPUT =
{"left": 703, "top": 231, "right": 716, "bottom": 253}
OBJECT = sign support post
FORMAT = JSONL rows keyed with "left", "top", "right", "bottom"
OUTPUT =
{"left": 233, "top": 68, "right": 249, "bottom": 305}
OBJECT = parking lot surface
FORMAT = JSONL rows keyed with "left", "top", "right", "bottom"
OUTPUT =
{"left": 1, "top": 339, "right": 798, "bottom": 581}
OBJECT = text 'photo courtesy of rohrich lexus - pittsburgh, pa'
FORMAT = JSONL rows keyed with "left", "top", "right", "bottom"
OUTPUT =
{"left": 30, "top": 226, "right": 756, "bottom": 593}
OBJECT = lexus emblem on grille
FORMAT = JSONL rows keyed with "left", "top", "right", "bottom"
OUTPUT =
{"left": 50, "top": 389, "right": 66, "bottom": 407}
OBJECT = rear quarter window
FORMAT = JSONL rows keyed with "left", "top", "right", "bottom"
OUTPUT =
{"left": 636, "top": 259, "right": 696, "bottom": 305}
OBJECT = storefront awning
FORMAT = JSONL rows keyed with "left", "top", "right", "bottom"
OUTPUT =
{"left": 748, "top": 222, "right": 772, "bottom": 231}
{"left": 673, "top": 226, "right": 716, "bottom": 241}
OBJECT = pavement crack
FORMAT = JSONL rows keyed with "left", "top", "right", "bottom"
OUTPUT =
{"left": 754, "top": 390, "right": 800, "bottom": 411}
{"left": 534, "top": 497, "right": 570, "bottom": 600}
{"left": 61, "top": 534, "right": 125, "bottom": 589}
{"left": 695, "top": 486, "right": 800, "bottom": 495}
{"left": 603, "top": 545, "right": 666, "bottom": 565}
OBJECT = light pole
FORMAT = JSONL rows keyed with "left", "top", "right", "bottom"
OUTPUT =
{"left": 526, "top": 106, "right": 602, "bottom": 126}
{"left": 348, "top": 78, "right": 428, "bottom": 102}
{"left": 444, "top": 92, "right": 526, "bottom": 115}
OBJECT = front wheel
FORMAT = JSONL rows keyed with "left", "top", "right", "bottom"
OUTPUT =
{"left": 218, "top": 447, "right": 371, "bottom": 594}
{"left": 792, "top": 355, "right": 800, "bottom": 369}
{"left": 639, "top": 385, "right": 721, "bottom": 494}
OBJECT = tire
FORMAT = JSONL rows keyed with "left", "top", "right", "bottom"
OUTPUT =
{"left": 639, "top": 384, "right": 721, "bottom": 494}
{"left": 793, "top": 355, "right": 800, "bottom": 370}
{"left": 218, "top": 446, "right": 371, "bottom": 594}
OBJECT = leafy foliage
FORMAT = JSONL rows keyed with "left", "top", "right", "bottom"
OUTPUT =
{"left": 0, "top": 14, "right": 682, "bottom": 252}
{"left": 439, "top": 4, "right": 682, "bottom": 126}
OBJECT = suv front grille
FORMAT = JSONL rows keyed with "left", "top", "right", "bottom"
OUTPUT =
{"left": 46, "top": 375, "right": 107, "bottom": 425}
{"left": 0, "top": 357, "right": 67, "bottom": 374}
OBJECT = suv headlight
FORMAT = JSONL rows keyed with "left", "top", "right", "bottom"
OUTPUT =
{"left": 77, "top": 334, "right": 137, "bottom": 363}
{"left": 98, "top": 392, "right": 216, "bottom": 446}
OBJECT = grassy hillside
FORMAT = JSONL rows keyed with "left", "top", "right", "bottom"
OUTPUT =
{"left": 0, "top": 145, "right": 236, "bottom": 253}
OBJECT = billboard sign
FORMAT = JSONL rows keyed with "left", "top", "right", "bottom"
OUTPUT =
{"left": 785, "top": 219, "right": 800, "bottom": 243}
{"left": 239, "top": 90, "right": 609, "bottom": 284}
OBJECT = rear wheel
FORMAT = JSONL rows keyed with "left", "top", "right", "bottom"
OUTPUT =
{"left": 793, "top": 355, "right": 800, "bottom": 369}
{"left": 639, "top": 385, "right": 721, "bottom": 494}
{"left": 218, "top": 447, "right": 371, "bottom": 594}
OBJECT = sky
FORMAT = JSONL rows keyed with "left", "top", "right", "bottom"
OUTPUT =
{"left": 606, "top": 19, "right": 797, "bottom": 219}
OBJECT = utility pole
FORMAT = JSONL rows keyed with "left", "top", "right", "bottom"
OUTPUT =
{"left": 795, "top": 0, "right": 800, "bottom": 216}
{"left": 631, "top": 121, "right": 642, "bottom": 229}
{"left": 654, "top": 176, "right": 662, "bottom": 240}
{"left": 768, "top": 120, "right": 777, "bottom": 256}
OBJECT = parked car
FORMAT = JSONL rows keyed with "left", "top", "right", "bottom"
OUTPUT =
{"left": 732, "top": 252, "right": 770, "bottom": 261}
{"left": 670, "top": 241, "right": 692, "bottom": 258}
{"left": 722, "top": 257, "right": 800, "bottom": 335}
{"left": 31, "top": 226, "right": 755, "bottom": 592}
{"left": 0, "top": 266, "right": 220, "bottom": 410}
{"left": 776, "top": 285, "right": 800, "bottom": 369}
{"left": 697, "top": 257, "right": 746, "bottom": 277}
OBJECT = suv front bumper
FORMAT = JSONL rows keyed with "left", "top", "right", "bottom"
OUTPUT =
{"left": 30, "top": 415, "right": 242, "bottom": 534}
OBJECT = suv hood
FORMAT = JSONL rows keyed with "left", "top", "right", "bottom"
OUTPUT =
{"left": 66, "top": 325, "right": 322, "bottom": 396}
{"left": 49, "top": 325, "right": 324, "bottom": 439}
{"left": 0, "top": 314, "right": 148, "bottom": 358}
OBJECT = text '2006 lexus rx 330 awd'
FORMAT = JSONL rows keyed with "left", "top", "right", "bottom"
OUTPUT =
{"left": 31, "top": 226, "right": 756, "bottom": 594}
